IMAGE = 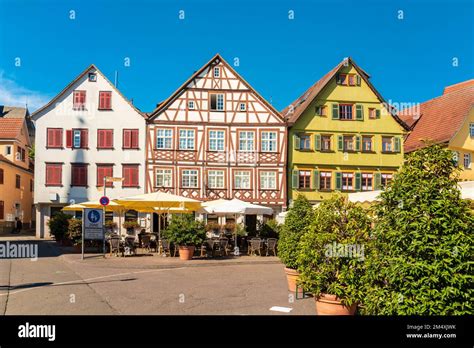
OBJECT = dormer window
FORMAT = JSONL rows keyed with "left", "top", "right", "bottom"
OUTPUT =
{"left": 213, "top": 67, "right": 220, "bottom": 78}
{"left": 88, "top": 73, "right": 97, "bottom": 82}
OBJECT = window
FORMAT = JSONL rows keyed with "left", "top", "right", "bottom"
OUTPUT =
{"left": 320, "top": 171, "right": 332, "bottom": 190}
{"left": 213, "top": 67, "right": 220, "bottom": 78}
{"left": 299, "top": 134, "right": 311, "bottom": 150}
{"left": 464, "top": 153, "right": 472, "bottom": 169}
{"left": 381, "top": 173, "right": 393, "bottom": 187}
{"left": 209, "top": 130, "right": 225, "bottom": 151}
{"left": 369, "top": 108, "right": 376, "bottom": 119}
{"left": 0, "top": 168, "right": 3, "bottom": 184}
{"left": 97, "top": 165, "right": 113, "bottom": 187}
{"left": 261, "top": 131, "right": 277, "bottom": 152}
{"left": 46, "top": 128, "right": 63, "bottom": 148}
{"left": 210, "top": 94, "right": 224, "bottom": 111}
{"left": 17, "top": 147, "right": 26, "bottom": 162}
{"left": 88, "top": 73, "right": 97, "bottom": 82}
{"left": 348, "top": 75, "right": 355, "bottom": 86}
{"left": 239, "top": 103, "right": 246, "bottom": 111}
{"left": 0, "top": 201, "right": 3, "bottom": 220}
{"left": 98, "top": 91, "right": 112, "bottom": 110}
{"left": 73, "top": 90, "right": 86, "bottom": 110}
{"left": 382, "top": 137, "right": 393, "bottom": 152}
{"left": 188, "top": 101, "right": 195, "bottom": 110}
{"left": 71, "top": 164, "right": 88, "bottom": 187}
{"left": 470, "top": 123, "right": 474, "bottom": 137}
{"left": 362, "top": 136, "right": 373, "bottom": 152}
{"left": 238, "top": 131, "right": 254, "bottom": 152}
{"left": 122, "top": 165, "right": 139, "bottom": 187}
{"left": 208, "top": 170, "right": 224, "bottom": 189}
{"left": 342, "top": 173, "right": 354, "bottom": 191}
{"left": 123, "top": 129, "right": 139, "bottom": 149}
{"left": 179, "top": 129, "right": 195, "bottom": 150}
{"left": 5, "top": 145, "right": 11, "bottom": 155}
{"left": 182, "top": 169, "right": 198, "bottom": 188}
{"left": 339, "top": 104, "right": 353, "bottom": 120}
{"left": 156, "top": 129, "right": 173, "bottom": 149}
{"left": 260, "top": 171, "right": 277, "bottom": 190}
{"left": 155, "top": 169, "right": 172, "bottom": 187}
{"left": 315, "top": 105, "right": 326, "bottom": 116}
{"left": 361, "top": 173, "right": 373, "bottom": 191}
{"left": 234, "top": 171, "right": 251, "bottom": 189}
{"left": 46, "top": 163, "right": 62, "bottom": 186}
{"left": 66, "top": 129, "right": 88, "bottom": 148}
{"left": 321, "top": 135, "right": 331, "bottom": 151}
{"left": 298, "top": 170, "right": 311, "bottom": 189}
{"left": 343, "top": 136, "right": 354, "bottom": 151}
{"left": 336, "top": 73, "right": 347, "bottom": 85}
{"left": 73, "top": 130, "right": 81, "bottom": 148}
{"left": 97, "top": 129, "right": 113, "bottom": 149}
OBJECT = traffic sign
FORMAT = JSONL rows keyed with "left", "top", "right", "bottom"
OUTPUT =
{"left": 99, "top": 196, "right": 110, "bottom": 206}
{"left": 83, "top": 208, "right": 103, "bottom": 240}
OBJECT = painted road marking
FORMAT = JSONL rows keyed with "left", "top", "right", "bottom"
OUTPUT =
{"left": 269, "top": 306, "right": 293, "bottom": 313}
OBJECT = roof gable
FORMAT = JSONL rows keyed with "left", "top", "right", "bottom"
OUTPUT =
{"left": 148, "top": 54, "right": 285, "bottom": 122}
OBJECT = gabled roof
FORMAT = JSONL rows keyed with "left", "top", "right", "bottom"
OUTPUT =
{"left": 148, "top": 54, "right": 285, "bottom": 122}
{"left": 31, "top": 64, "right": 145, "bottom": 119}
{"left": 0, "top": 118, "right": 25, "bottom": 139}
{"left": 400, "top": 80, "right": 474, "bottom": 152}
{"left": 281, "top": 57, "right": 409, "bottom": 130}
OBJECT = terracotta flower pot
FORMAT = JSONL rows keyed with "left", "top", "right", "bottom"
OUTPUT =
{"left": 315, "top": 293, "right": 357, "bottom": 315}
{"left": 178, "top": 246, "right": 195, "bottom": 260}
{"left": 284, "top": 267, "right": 303, "bottom": 294}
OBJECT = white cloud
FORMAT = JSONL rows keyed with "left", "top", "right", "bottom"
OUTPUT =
{"left": 0, "top": 71, "right": 51, "bottom": 111}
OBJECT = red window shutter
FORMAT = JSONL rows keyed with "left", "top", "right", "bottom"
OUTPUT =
{"left": 80, "top": 91, "right": 86, "bottom": 105}
{"left": 81, "top": 166, "right": 87, "bottom": 186}
{"left": 71, "top": 166, "right": 77, "bottom": 186}
{"left": 57, "top": 129, "right": 63, "bottom": 147}
{"left": 123, "top": 166, "right": 129, "bottom": 186}
{"left": 106, "top": 130, "right": 113, "bottom": 148}
{"left": 98, "top": 130, "right": 103, "bottom": 148}
{"left": 123, "top": 130, "right": 131, "bottom": 148}
{"left": 97, "top": 166, "right": 104, "bottom": 186}
{"left": 66, "top": 130, "right": 73, "bottom": 148}
{"left": 47, "top": 129, "right": 54, "bottom": 147}
{"left": 99, "top": 92, "right": 112, "bottom": 109}
{"left": 0, "top": 201, "right": 4, "bottom": 220}
{"left": 0, "top": 168, "right": 4, "bottom": 184}
{"left": 81, "top": 129, "right": 88, "bottom": 148}
{"left": 132, "top": 166, "right": 138, "bottom": 186}
{"left": 131, "top": 130, "right": 139, "bottom": 149}
{"left": 123, "top": 165, "right": 138, "bottom": 187}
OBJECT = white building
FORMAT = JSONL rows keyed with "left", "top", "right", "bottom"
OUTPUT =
{"left": 32, "top": 65, "right": 147, "bottom": 238}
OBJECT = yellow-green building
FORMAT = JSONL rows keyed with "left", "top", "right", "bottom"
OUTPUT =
{"left": 282, "top": 58, "right": 408, "bottom": 204}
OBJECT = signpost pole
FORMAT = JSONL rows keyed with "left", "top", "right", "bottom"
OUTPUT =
{"left": 81, "top": 209, "right": 85, "bottom": 260}
{"left": 103, "top": 176, "right": 107, "bottom": 257}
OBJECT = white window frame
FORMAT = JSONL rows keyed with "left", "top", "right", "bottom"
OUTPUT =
{"left": 343, "top": 136, "right": 354, "bottom": 151}
{"left": 155, "top": 169, "right": 172, "bottom": 187}
{"left": 234, "top": 171, "right": 251, "bottom": 189}
{"left": 361, "top": 173, "right": 373, "bottom": 191}
{"left": 382, "top": 137, "right": 393, "bottom": 152}
{"left": 320, "top": 171, "right": 332, "bottom": 190}
{"left": 210, "top": 93, "right": 225, "bottom": 111}
{"left": 342, "top": 173, "right": 354, "bottom": 191}
{"left": 213, "top": 67, "right": 220, "bottom": 78}
{"left": 5, "top": 145, "right": 12, "bottom": 155}
{"left": 381, "top": 173, "right": 393, "bottom": 187}
{"left": 188, "top": 101, "right": 195, "bottom": 110}
{"left": 207, "top": 170, "right": 225, "bottom": 189}
{"left": 239, "top": 131, "right": 255, "bottom": 152}
{"left": 73, "top": 129, "right": 81, "bottom": 148}
{"left": 261, "top": 131, "right": 277, "bottom": 152}
{"left": 239, "top": 102, "right": 246, "bottom": 111}
{"left": 209, "top": 130, "right": 225, "bottom": 151}
{"left": 260, "top": 171, "right": 277, "bottom": 190}
{"left": 179, "top": 129, "right": 195, "bottom": 150}
{"left": 156, "top": 129, "right": 173, "bottom": 149}
{"left": 464, "top": 153, "right": 472, "bottom": 169}
{"left": 182, "top": 169, "right": 198, "bottom": 188}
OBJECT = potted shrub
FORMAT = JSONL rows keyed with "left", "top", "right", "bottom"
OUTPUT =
{"left": 164, "top": 214, "right": 206, "bottom": 260}
{"left": 257, "top": 219, "right": 281, "bottom": 239}
{"left": 362, "top": 145, "right": 474, "bottom": 315}
{"left": 278, "top": 194, "right": 314, "bottom": 293}
{"left": 296, "top": 193, "right": 371, "bottom": 315}
{"left": 123, "top": 220, "right": 140, "bottom": 235}
{"left": 105, "top": 220, "right": 117, "bottom": 234}
{"left": 67, "top": 218, "right": 83, "bottom": 252}
{"left": 47, "top": 212, "right": 72, "bottom": 244}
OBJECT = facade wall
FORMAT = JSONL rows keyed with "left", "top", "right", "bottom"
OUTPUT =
{"left": 33, "top": 67, "right": 146, "bottom": 238}
{"left": 449, "top": 107, "right": 474, "bottom": 180}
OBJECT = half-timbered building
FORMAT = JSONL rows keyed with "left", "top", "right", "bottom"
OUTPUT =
{"left": 146, "top": 54, "right": 287, "bottom": 226}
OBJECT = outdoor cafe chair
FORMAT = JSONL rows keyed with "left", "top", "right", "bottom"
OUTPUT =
{"left": 124, "top": 236, "right": 137, "bottom": 256}
{"left": 149, "top": 234, "right": 158, "bottom": 253}
{"left": 249, "top": 238, "right": 262, "bottom": 256}
{"left": 141, "top": 234, "right": 152, "bottom": 252}
{"left": 109, "top": 237, "right": 123, "bottom": 257}
{"left": 217, "top": 237, "right": 229, "bottom": 256}
{"left": 266, "top": 238, "right": 277, "bottom": 256}
{"left": 160, "top": 239, "right": 171, "bottom": 257}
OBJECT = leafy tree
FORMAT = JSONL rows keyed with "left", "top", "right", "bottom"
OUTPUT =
{"left": 47, "top": 212, "right": 72, "bottom": 241}
{"left": 363, "top": 145, "right": 474, "bottom": 315}
{"left": 28, "top": 143, "right": 35, "bottom": 161}
{"left": 278, "top": 194, "right": 314, "bottom": 269}
{"left": 297, "top": 194, "right": 371, "bottom": 306}
{"left": 67, "top": 218, "right": 82, "bottom": 246}
{"left": 163, "top": 214, "right": 206, "bottom": 246}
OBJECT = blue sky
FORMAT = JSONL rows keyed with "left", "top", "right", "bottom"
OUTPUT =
{"left": 0, "top": 0, "right": 472, "bottom": 112}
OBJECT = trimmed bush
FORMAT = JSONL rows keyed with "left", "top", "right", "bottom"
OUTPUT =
{"left": 163, "top": 214, "right": 206, "bottom": 246}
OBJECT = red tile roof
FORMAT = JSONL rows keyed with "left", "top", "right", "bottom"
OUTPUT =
{"left": 0, "top": 118, "right": 24, "bottom": 139}
{"left": 401, "top": 80, "right": 474, "bottom": 152}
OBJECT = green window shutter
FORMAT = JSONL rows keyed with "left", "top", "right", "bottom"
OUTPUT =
{"left": 332, "top": 104, "right": 339, "bottom": 119}
{"left": 337, "top": 135, "right": 343, "bottom": 151}
{"left": 394, "top": 137, "right": 401, "bottom": 153}
{"left": 356, "top": 75, "right": 361, "bottom": 86}
{"left": 335, "top": 172, "right": 342, "bottom": 190}
{"left": 294, "top": 134, "right": 300, "bottom": 150}
{"left": 375, "top": 109, "right": 381, "bottom": 119}
{"left": 355, "top": 135, "right": 361, "bottom": 151}
{"left": 312, "top": 170, "right": 319, "bottom": 190}
{"left": 355, "top": 172, "right": 361, "bottom": 191}
{"left": 356, "top": 105, "right": 363, "bottom": 120}
{"left": 335, "top": 73, "right": 340, "bottom": 85}
{"left": 314, "top": 134, "right": 321, "bottom": 151}
{"left": 292, "top": 170, "right": 299, "bottom": 189}
{"left": 374, "top": 172, "right": 381, "bottom": 190}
